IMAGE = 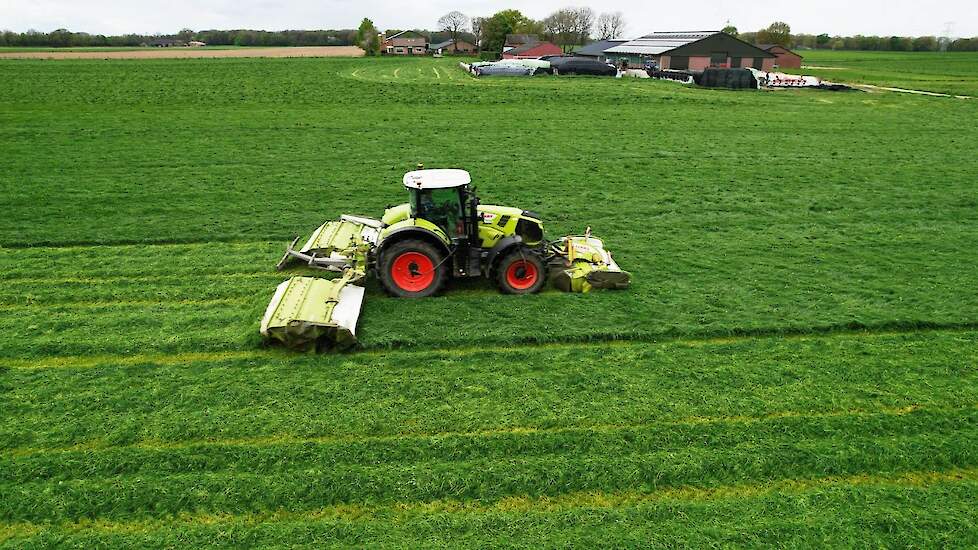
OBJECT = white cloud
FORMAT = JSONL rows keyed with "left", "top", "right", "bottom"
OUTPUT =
{"left": 1, "top": 0, "right": 975, "bottom": 37}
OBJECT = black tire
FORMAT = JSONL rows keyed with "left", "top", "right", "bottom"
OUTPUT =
{"left": 379, "top": 239, "right": 448, "bottom": 298}
{"left": 495, "top": 249, "right": 547, "bottom": 295}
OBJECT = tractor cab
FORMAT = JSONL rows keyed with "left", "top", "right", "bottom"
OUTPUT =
{"left": 402, "top": 168, "right": 478, "bottom": 243}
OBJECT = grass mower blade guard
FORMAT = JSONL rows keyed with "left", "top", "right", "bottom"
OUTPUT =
{"left": 551, "top": 235, "right": 631, "bottom": 293}
{"left": 260, "top": 276, "right": 365, "bottom": 352}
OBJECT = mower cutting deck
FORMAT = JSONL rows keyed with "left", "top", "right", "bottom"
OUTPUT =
{"left": 262, "top": 168, "right": 631, "bottom": 351}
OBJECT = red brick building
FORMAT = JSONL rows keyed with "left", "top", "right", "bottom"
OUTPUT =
{"left": 502, "top": 41, "right": 562, "bottom": 59}
{"left": 383, "top": 30, "right": 428, "bottom": 55}
{"left": 756, "top": 44, "right": 804, "bottom": 69}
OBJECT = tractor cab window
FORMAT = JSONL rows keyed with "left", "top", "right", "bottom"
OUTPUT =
{"left": 411, "top": 188, "right": 464, "bottom": 237}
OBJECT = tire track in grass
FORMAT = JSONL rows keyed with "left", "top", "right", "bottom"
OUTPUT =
{"left": 1, "top": 297, "right": 251, "bottom": 311}
{"left": 6, "top": 402, "right": 944, "bottom": 458}
{"left": 5, "top": 322, "right": 977, "bottom": 370}
{"left": 2, "top": 466, "right": 976, "bottom": 543}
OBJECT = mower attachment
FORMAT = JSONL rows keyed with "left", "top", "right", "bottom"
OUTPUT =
{"left": 260, "top": 273, "right": 365, "bottom": 352}
{"left": 551, "top": 235, "right": 631, "bottom": 293}
{"left": 276, "top": 215, "right": 380, "bottom": 280}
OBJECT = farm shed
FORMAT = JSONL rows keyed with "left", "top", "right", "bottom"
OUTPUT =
{"left": 504, "top": 34, "right": 539, "bottom": 51}
{"left": 756, "top": 44, "right": 803, "bottom": 69}
{"left": 605, "top": 31, "right": 775, "bottom": 71}
{"left": 384, "top": 31, "right": 428, "bottom": 55}
{"left": 575, "top": 39, "right": 628, "bottom": 63}
{"left": 430, "top": 39, "right": 476, "bottom": 55}
{"left": 502, "top": 41, "right": 562, "bottom": 59}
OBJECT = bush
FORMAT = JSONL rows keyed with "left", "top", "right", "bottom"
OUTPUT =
{"left": 479, "top": 51, "right": 499, "bottom": 61}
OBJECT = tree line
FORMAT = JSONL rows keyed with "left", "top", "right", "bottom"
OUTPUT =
{"left": 726, "top": 22, "right": 978, "bottom": 52}
{"left": 3, "top": 14, "right": 977, "bottom": 53}
{"left": 0, "top": 28, "right": 360, "bottom": 47}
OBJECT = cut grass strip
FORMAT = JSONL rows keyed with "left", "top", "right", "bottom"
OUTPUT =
{"left": 3, "top": 423, "right": 977, "bottom": 523}
{"left": 3, "top": 321, "right": 976, "bottom": 370}
{"left": 2, "top": 468, "right": 977, "bottom": 547}
{"left": 4, "top": 406, "right": 972, "bottom": 486}
{"left": 4, "top": 331, "right": 977, "bottom": 451}
{"left": 5, "top": 402, "right": 933, "bottom": 458}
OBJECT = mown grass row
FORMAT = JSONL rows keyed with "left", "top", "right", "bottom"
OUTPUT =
{"left": 1, "top": 219, "right": 976, "bottom": 356}
{"left": 3, "top": 471, "right": 977, "bottom": 547}
{"left": 3, "top": 331, "right": 976, "bottom": 529}
{"left": 4, "top": 331, "right": 976, "bottom": 450}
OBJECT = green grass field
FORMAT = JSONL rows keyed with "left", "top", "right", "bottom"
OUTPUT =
{"left": 2, "top": 55, "right": 978, "bottom": 547}
{"left": 797, "top": 50, "right": 978, "bottom": 96}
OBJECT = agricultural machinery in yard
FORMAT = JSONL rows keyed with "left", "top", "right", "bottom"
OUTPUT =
{"left": 261, "top": 168, "right": 631, "bottom": 351}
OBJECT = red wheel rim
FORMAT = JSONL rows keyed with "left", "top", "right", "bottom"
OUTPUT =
{"left": 390, "top": 252, "right": 436, "bottom": 292}
{"left": 505, "top": 259, "right": 539, "bottom": 290}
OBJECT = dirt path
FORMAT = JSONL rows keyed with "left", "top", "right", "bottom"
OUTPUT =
{"left": 0, "top": 46, "right": 364, "bottom": 60}
{"left": 852, "top": 83, "right": 973, "bottom": 99}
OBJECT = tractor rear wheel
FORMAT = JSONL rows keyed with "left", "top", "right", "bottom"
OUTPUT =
{"left": 496, "top": 249, "right": 546, "bottom": 295}
{"left": 379, "top": 240, "right": 448, "bottom": 298}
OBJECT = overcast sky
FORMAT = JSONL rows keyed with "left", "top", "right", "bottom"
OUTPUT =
{"left": 2, "top": 0, "right": 975, "bottom": 37}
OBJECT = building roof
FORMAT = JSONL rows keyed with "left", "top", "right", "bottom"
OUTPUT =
{"left": 385, "top": 30, "right": 426, "bottom": 41}
{"left": 430, "top": 39, "right": 473, "bottom": 50}
{"left": 505, "top": 34, "right": 538, "bottom": 47}
{"left": 505, "top": 41, "right": 559, "bottom": 56}
{"left": 756, "top": 44, "right": 803, "bottom": 56}
{"left": 576, "top": 39, "right": 628, "bottom": 57}
{"left": 605, "top": 31, "right": 718, "bottom": 55}
{"left": 403, "top": 169, "right": 471, "bottom": 190}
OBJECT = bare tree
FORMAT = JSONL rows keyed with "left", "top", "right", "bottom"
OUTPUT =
{"left": 573, "top": 7, "right": 595, "bottom": 45}
{"left": 543, "top": 7, "right": 591, "bottom": 52}
{"left": 596, "top": 12, "right": 625, "bottom": 40}
{"left": 471, "top": 16, "right": 485, "bottom": 51}
{"left": 438, "top": 11, "right": 470, "bottom": 52}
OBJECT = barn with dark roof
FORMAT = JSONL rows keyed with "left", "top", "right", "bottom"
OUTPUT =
{"left": 605, "top": 31, "right": 776, "bottom": 70}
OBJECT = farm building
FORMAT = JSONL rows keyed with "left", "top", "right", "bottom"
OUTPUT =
{"left": 504, "top": 34, "right": 539, "bottom": 51}
{"left": 605, "top": 31, "right": 776, "bottom": 70}
{"left": 147, "top": 38, "right": 187, "bottom": 47}
{"left": 383, "top": 30, "right": 428, "bottom": 55}
{"left": 502, "top": 41, "right": 562, "bottom": 59}
{"left": 756, "top": 44, "right": 803, "bottom": 69}
{"left": 575, "top": 39, "right": 628, "bottom": 63}
{"left": 430, "top": 39, "right": 476, "bottom": 55}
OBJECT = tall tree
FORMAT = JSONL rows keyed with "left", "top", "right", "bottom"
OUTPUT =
{"left": 757, "top": 21, "right": 791, "bottom": 46}
{"left": 482, "top": 9, "right": 532, "bottom": 53}
{"left": 437, "top": 11, "right": 470, "bottom": 52}
{"left": 596, "top": 12, "right": 626, "bottom": 40}
{"left": 357, "top": 18, "right": 380, "bottom": 55}
{"left": 722, "top": 24, "right": 738, "bottom": 37}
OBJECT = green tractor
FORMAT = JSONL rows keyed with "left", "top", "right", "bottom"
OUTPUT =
{"left": 261, "top": 168, "right": 630, "bottom": 351}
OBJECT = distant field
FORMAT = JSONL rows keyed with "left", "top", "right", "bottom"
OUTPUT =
{"left": 797, "top": 50, "right": 978, "bottom": 96}
{"left": 2, "top": 56, "right": 977, "bottom": 546}
{"left": 0, "top": 45, "right": 364, "bottom": 59}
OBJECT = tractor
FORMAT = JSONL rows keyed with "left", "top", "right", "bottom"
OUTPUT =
{"left": 262, "top": 168, "right": 630, "bottom": 351}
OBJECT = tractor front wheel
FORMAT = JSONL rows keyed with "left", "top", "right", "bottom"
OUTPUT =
{"left": 379, "top": 240, "right": 448, "bottom": 298}
{"left": 496, "top": 250, "right": 546, "bottom": 295}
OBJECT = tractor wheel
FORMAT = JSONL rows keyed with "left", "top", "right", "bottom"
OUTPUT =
{"left": 379, "top": 240, "right": 448, "bottom": 298}
{"left": 496, "top": 249, "right": 546, "bottom": 295}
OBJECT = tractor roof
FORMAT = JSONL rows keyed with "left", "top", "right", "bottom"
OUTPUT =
{"left": 402, "top": 169, "right": 471, "bottom": 190}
